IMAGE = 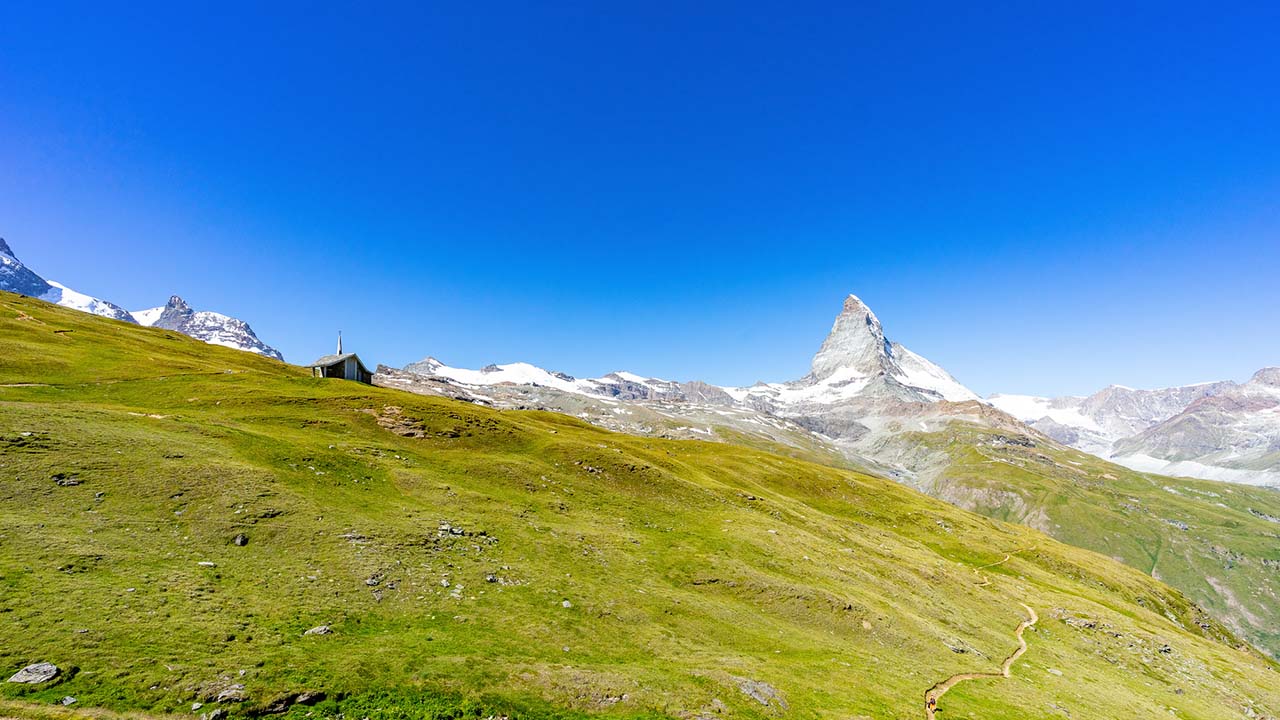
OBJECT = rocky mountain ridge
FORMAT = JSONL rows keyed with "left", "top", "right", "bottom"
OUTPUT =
{"left": 133, "top": 295, "right": 284, "bottom": 361}
{"left": 388, "top": 293, "right": 1016, "bottom": 482}
{"left": 0, "top": 238, "right": 283, "bottom": 360}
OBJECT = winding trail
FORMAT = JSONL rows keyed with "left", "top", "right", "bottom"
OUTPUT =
{"left": 924, "top": 603, "right": 1038, "bottom": 719}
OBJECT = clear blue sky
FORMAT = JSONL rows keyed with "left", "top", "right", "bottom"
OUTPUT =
{"left": 2, "top": 2, "right": 1278, "bottom": 397}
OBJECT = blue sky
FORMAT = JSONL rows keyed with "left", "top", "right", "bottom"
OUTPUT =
{"left": 2, "top": 2, "right": 1278, "bottom": 397}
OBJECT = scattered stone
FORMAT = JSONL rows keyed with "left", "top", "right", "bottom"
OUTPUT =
{"left": 52, "top": 473, "right": 81, "bottom": 486}
{"left": 7, "top": 662, "right": 59, "bottom": 683}
{"left": 233, "top": 534, "right": 249, "bottom": 546}
{"left": 1047, "top": 668, "right": 1063, "bottom": 676}
{"left": 197, "top": 561, "right": 216, "bottom": 568}
{"left": 201, "top": 709, "right": 228, "bottom": 720}
{"left": 61, "top": 697, "right": 77, "bottom": 705}
{"left": 192, "top": 702, "right": 204, "bottom": 711}
{"left": 304, "top": 625, "right": 332, "bottom": 636}
{"left": 214, "top": 684, "right": 246, "bottom": 702}
{"left": 561, "top": 600, "right": 573, "bottom": 608}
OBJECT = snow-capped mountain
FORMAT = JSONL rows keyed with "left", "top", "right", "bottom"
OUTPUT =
{"left": 0, "top": 238, "right": 282, "bottom": 361}
{"left": 0, "top": 238, "right": 136, "bottom": 323}
{"left": 400, "top": 294, "right": 977, "bottom": 412}
{"left": 133, "top": 295, "right": 284, "bottom": 361}
{"left": 988, "top": 382, "right": 1233, "bottom": 456}
{"left": 989, "top": 376, "right": 1280, "bottom": 485}
{"left": 386, "top": 293, "right": 998, "bottom": 481}
{"left": 1109, "top": 368, "right": 1280, "bottom": 485}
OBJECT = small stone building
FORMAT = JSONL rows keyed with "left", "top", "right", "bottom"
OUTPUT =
{"left": 308, "top": 332, "right": 372, "bottom": 384}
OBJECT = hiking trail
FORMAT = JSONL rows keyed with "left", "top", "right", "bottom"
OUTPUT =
{"left": 923, "top": 603, "right": 1038, "bottom": 719}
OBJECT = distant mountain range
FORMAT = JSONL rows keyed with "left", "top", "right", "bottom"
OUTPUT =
{"left": 387, "top": 293, "right": 1279, "bottom": 488}
{"left": 0, "top": 238, "right": 283, "bottom": 360}
{"left": 4, "top": 236, "right": 1276, "bottom": 485}
{"left": 5, "top": 240, "right": 1280, "bottom": 655}
{"left": 990, "top": 372, "right": 1280, "bottom": 486}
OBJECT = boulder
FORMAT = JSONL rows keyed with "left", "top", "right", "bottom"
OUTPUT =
{"left": 7, "top": 662, "right": 59, "bottom": 683}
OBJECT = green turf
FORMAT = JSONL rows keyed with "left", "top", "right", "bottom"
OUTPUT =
{"left": 897, "top": 422, "right": 1280, "bottom": 658}
{"left": 1, "top": 292, "right": 1278, "bottom": 720}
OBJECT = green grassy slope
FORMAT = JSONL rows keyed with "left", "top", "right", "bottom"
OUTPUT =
{"left": 1, "top": 293, "right": 1278, "bottom": 720}
{"left": 902, "top": 423, "right": 1280, "bottom": 658}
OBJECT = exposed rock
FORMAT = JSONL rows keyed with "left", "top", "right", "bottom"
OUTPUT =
{"left": 61, "top": 696, "right": 77, "bottom": 705}
{"left": 214, "top": 684, "right": 246, "bottom": 702}
{"left": 7, "top": 662, "right": 59, "bottom": 683}
{"left": 304, "top": 625, "right": 332, "bottom": 636}
{"left": 233, "top": 534, "right": 249, "bottom": 546}
{"left": 732, "top": 676, "right": 788, "bottom": 710}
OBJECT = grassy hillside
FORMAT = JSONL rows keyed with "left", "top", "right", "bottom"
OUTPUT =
{"left": 1, "top": 292, "right": 1278, "bottom": 720}
{"left": 896, "top": 422, "right": 1280, "bottom": 658}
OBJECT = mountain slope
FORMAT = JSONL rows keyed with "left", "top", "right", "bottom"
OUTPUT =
{"left": 385, "top": 293, "right": 1280, "bottom": 659}
{"left": 0, "top": 238, "right": 136, "bottom": 323}
{"left": 3, "top": 291, "right": 1279, "bottom": 720}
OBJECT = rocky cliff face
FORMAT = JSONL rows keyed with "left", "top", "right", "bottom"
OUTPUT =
{"left": 0, "top": 239, "right": 54, "bottom": 297}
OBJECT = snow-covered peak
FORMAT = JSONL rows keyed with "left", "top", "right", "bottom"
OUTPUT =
{"left": 890, "top": 343, "right": 979, "bottom": 402}
{"left": 142, "top": 294, "right": 284, "bottom": 361}
{"left": 0, "top": 239, "right": 136, "bottom": 322}
{"left": 809, "top": 294, "right": 894, "bottom": 381}
{"left": 132, "top": 306, "right": 165, "bottom": 327}
{"left": 406, "top": 358, "right": 586, "bottom": 393}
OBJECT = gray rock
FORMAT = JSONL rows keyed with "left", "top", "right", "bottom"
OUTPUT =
{"left": 214, "top": 684, "right": 246, "bottom": 702}
{"left": 7, "top": 662, "right": 59, "bottom": 684}
{"left": 201, "top": 709, "right": 228, "bottom": 720}
{"left": 233, "top": 534, "right": 249, "bottom": 546}
{"left": 304, "top": 625, "right": 332, "bottom": 636}
{"left": 61, "top": 696, "right": 77, "bottom": 706}
{"left": 732, "top": 676, "right": 788, "bottom": 710}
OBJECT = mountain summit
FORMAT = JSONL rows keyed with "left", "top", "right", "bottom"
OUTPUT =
{"left": 134, "top": 295, "right": 283, "bottom": 361}
{"left": 809, "top": 294, "right": 894, "bottom": 381}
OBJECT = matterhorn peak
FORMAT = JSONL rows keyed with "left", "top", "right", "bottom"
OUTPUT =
{"left": 0, "top": 238, "right": 15, "bottom": 260}
{"left": 809, "top": 293, "right": 895, "bottom": 381}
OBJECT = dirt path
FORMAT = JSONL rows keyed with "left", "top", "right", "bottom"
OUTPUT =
{"left": 924, "top": 603, "right": 1038, "bottom": 719}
